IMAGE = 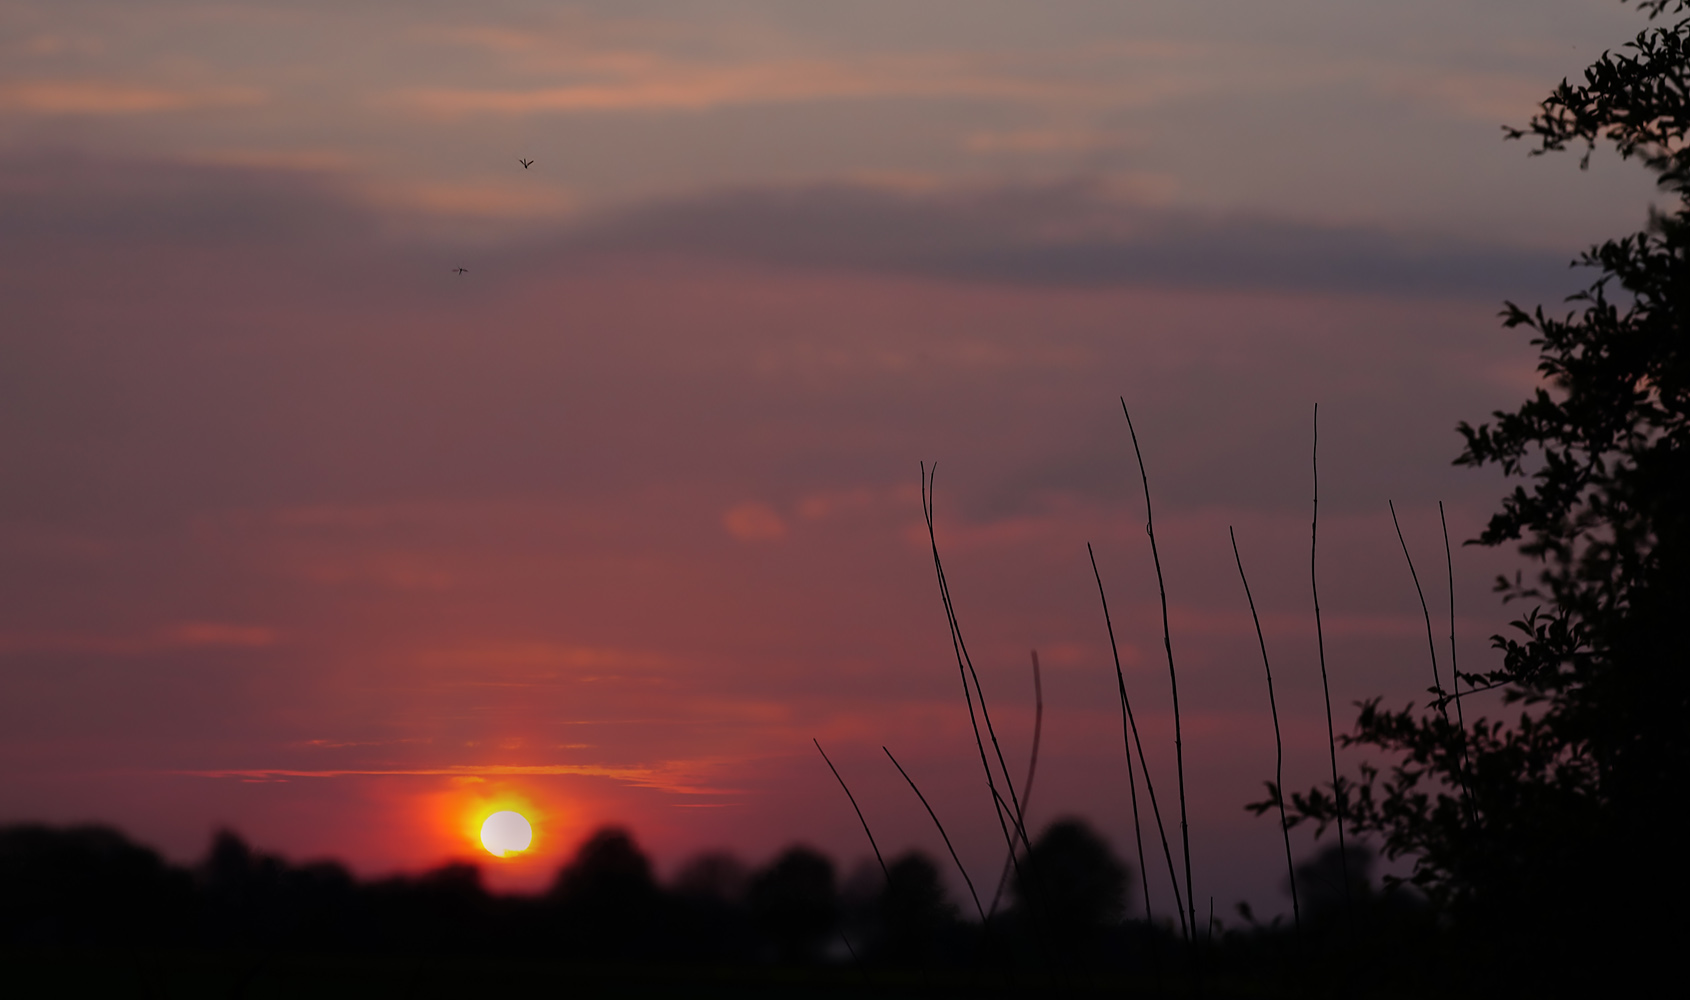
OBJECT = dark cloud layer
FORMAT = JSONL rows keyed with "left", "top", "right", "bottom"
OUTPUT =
{"left": 0, "top": 153, "right": 1577, "bottom": 300}
{"left": 0, "top": 153, "right": 1567, "bottom": 528}
{"left": 561, "top": 181, "right": 1575, "bottom": 298}
{"left": 0, "top": 152, "right": 372, "bottom": 245}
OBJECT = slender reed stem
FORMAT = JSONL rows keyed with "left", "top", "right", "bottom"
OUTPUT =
{"left": 1440, "top": 501, "right": 1479, "bottom": 828}
{"left": 1089, "top": 542, "right": 1186, "bottom": 938}
{"left": 1389, "top": 500, "right": 1449, "bottom": 713}
{"left": 1311, "top": 404, "right": 1353, "bottom": 920}
{"left": 815, "top": 738, "right": 889, "bottom": 882}
{"left": 1123, "top": 701, "right": 1151, "bottom": 927}
{"left": 1230, "top": 527, "right": 1300, "bottom": 935}
{"left": 839, "top": 929, "right": 872, "bottom": 986}
{"left": 989, "top": 651, "right": 1044, "bottom": 916}
{"left": 1392, "top": 500, "right": 1478, "bottom": 826}
{"left": 921, "top": 464, "right": 1033, "bottom": 885}
{"left": 965, "top": 633, "right": 1033, "bottom": 855}
{"left": 884, "top": 746, "right": 987, "bottom": 923}
{"left": 1120, "top": 399, "right": 1197, "bottom": 943}
{"left": 1025, "top": 650, "right": 1044, "bottom": 806}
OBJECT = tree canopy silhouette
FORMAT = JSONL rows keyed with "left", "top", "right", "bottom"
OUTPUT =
{"left": 746, "top": 846, "right": 839, "bottom": 964}
{"left": 1011, "top": 818, "right": 1129, "bottom": 940}
{"left": 874, "top": 851, "right": 959, "bottom": 965}
{"left": 550, "top": 826, "right": 663, "bottom": 957}
{"left": 1265, "top": 1, "right": 1690, "bottom": 987}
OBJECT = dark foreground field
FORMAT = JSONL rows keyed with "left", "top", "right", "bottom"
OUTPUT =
{"left": 3, "top": 949, "right": 1297, "bottom": 1000}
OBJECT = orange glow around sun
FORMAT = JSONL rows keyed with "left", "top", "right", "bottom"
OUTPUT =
{"left": 480, "top": 810, "right": 533, "bottom": 857}
{"left": 438, "top": 785, "right": 551, "bottom": 867}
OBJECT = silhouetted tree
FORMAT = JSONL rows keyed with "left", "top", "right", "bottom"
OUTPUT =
{"left": 550, "top": 826, "right": 662, "bottom": 958}
{"left": 673, "top": 850, "right": 749, "bottom": 904}
{"left": 1270, "top": 2, "right": 1690, "bottom": 989}
{"left": 199, "top": 829, "right": 288, "bottom": 946}
{"left": 1285, "top": 843, "right": 1373, "bottom": 922}
{"left": 746, "top": 846, "right": 838, "bottom": 963}
{"left": 0, "top": 824, "right": 193, "bottom": 947}
{"left": 359, "top": 860, "right": 497, "bottom": 956}
{"left": 670, "top": 850, "right": 756, "bottom": 961}
{"left": 1012, "top": 818, "right": 1129, "bottom": 958}
{"left": 552, "top": 826, "right": 656, "bottom": 908}
{"left": 874, "top": 851, "right": 958, "bottom": 966}
{"left": 198, "top": 829, "right": 368, "bottom": 950}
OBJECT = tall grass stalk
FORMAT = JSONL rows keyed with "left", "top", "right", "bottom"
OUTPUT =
{"left": 1311, "top": 404, "right": 1353, "bottom": 919}
{"left": 1026, "top": 651, "right": 1043, "bottom": 802}
{"left": 1089, "top": 542, "right": 1186, "bottom": 939}
{"left": 815, "top": 738, "right": 890, "bottom": 882}
{"left": 1389, "top": 500, "right": 1449, "bottom": 713}
{"left": 1391, "top": 501, "right": 1478, "bottom": 824}
{"left": 883, "top": 746, "right": 987, "bottom": 922}
{"left": 1120, "top": 400, "right": 1197, "bottom": 942}
{"left": 1440, "top": 501, "right": 1478, "bottom": 827}
{"left": 1230, "top": 527, "right": 1300, "bottom": 935}
{"left": 988, "top": 651, "right": 1044, "bottom": 917}
{"left": 920, "top": 464, "right": 1034, "bottom": 883}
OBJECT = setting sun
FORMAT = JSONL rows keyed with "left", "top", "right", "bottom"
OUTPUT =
{"left": 479, "top": 811, "right": 533, "bottom": 858}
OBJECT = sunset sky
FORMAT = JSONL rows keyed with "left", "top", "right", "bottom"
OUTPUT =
{"left": 0, "top": 1, "right": 1661, "bottom": 916}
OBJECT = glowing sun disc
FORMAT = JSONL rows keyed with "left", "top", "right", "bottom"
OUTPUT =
{"left": 480, "top": 811, "right": 533, "bottom": 858}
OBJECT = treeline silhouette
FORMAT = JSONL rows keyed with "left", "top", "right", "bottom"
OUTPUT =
{"left": 3, "top": 818, "right": 1456, "bottom": 998}
{"left": 0, "top": 817, "right": 1179, "bottom": 972}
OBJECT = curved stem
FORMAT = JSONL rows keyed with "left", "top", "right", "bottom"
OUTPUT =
{"left": 1090, "top": 541, "right": 1185, "bottom": 938}
{"left": 1121, "top": 399, "right": 1197, "bottom": 942}
{"left": 1230, "top": 527, "right": 1300, "bottom": 936}
{"left": 815, "top": 739, "right": 889, "bottom": 883}
{"left": 884, "top": 746, "right": 987, "bottom": 923}
{"left": 1311, "top": 404, "right": 1353, "bottom": 921}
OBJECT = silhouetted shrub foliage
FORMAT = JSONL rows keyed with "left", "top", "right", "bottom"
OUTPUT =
{"left": 1264, "top": 2, "right": 1690, "bottom": 992}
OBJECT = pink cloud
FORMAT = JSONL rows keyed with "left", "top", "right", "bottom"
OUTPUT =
{"left": 0, "top": 80, "right": 262, "bottom": 114}
{"left": 383, "top": 54, "right": 1106, "bottom": 119}
{"left": 723, "top": 502, "right": 788, "bottom": 542}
